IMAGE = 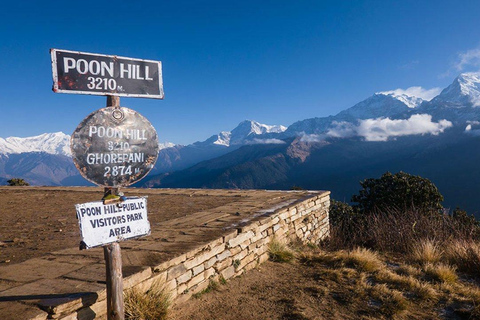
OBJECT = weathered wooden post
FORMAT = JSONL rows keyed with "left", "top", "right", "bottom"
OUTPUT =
{"left": 104, "top": 95, "right": 124, "bottom": 320}
{"left": 104, "top": 238, "right": 124, "bottom": 320}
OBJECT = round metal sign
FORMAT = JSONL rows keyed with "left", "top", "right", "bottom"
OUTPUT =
{"left": 71, "top": 107, "right": 159, "bottom": 187}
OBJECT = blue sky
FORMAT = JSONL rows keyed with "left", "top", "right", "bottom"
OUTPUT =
{"left": 2, "top": 0, "right": 480, "bottom": 145}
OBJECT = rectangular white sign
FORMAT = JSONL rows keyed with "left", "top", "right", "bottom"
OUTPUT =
{"left": 75, "top": 197, "right": 151, "bottom": 248}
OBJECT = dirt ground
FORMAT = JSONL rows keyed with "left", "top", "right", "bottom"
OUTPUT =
{"left": 170, "top": 260, "right": 328, "bottom": 320}
{"left": 0, "top": 186, "right": 237, "bottom": 265}
{"left": 170, "top": 256, "right": 395, "bottom": 320}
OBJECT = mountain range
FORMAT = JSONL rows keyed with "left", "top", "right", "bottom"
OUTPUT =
{"left": 2, "top": 72, "right": 480, "bottom": 215}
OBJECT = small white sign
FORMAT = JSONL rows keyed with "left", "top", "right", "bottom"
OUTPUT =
{"left": 75, "top": 197, "right": 151, "bottom": 248}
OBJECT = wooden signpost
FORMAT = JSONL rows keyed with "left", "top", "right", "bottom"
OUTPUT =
{"left": 51, "top": 49, "right": 164, "bottom": 320}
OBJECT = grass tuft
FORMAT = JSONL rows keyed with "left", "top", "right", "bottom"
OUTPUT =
{"left": 345, "top": 247, "right": 383, "bottom": 272}
{"left": 268, "top": 239, "right": 295, "bottom": 262}
{"left": 444, "top": 240, "right": 480, "bottom": 276}
{"left": 395, "top": 264, "right": 421, "bottom": 277}
{"left": 423, "top": 263, "right": 458, "bottom": 284}
{"left": 192, "top": 279, "right": 219, "bottom": 299}
{"left": 219, "top": 275, "right": 227, "bottom": 285}
{"left": 411, "top": 239, "right": 442, "bottom": 264}
{"left": 410, "top": 281, "right": 438, "bottom": 301}
{"left": 369, "top": 283, "right": 408, "bottom": 316}
{"left": 125, "top": 281, "right": 170, "bottom": 320}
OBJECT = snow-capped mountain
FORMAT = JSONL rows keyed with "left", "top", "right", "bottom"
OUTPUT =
{"left": 336, "top": 93, "right": 415, "bottom": 120}
{"left": 0, "top": 132, "right": 71, "bottom": 156}
{"left": 159, "top": 142, "right": 176, "bottom": 150}
{"left": 0, "top": 132, "right": 176, "bottom": 156}
{"left": 415, "top": 72, "right": 480, "bottom": 124}
{"left": 151, "top": 120, "right": 288, "bottom": 175}
{"left": 230, "top": 120, "right": 286, "bottom": 145}
{"left": 431, "top": 72, "right": 480, "bottom": 107}
{"left": 199, "top": 131, "right": 231, "bottom": 147}
{"left": 285, "top": 89, "right": 426, "bottom": 136}
{"left": 194, "top": 120, "right": 287, "bottom": 147}
{"left": 376, "top": 90, "right": 425, "bottom": 109}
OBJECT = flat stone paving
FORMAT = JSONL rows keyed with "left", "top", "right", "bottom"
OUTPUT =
{"left": 0, "top": 187, "right": 321, "bottom": 319}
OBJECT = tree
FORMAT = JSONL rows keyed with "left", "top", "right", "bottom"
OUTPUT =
{"left": 329, "top": 199, "right": 358, "bottom": 227}
{"left": 351, "top": 171, "right": 443, "bottom": 214}
{"left": 7, "top": 178, "right": 29, "bottom": 186}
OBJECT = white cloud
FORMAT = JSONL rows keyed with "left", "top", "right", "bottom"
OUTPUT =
{"left": 358, "top": 114, "right": 452, "bottom": 141}
{"left": 299, "top": 133, "right": 327, "bottom": 143}
{"left": 379, "top": 86, "right": 442, "bottom": 101}
{"left": 248, "top": 138, "right": 286, "bottom": 145}
{"left": 325, "top": 121, "right": 356, "bottom": 139}
{"left": 454, "top": 48, "right": 480, "bottom": 71}
{"left": 465, "top": 120, "right": 480, "bottom": 135}
{"left": 326, "top": 114, "right": 452, "bottom": 141}
{"left": 443, "top": 46, "right": 480, "bottom": 77}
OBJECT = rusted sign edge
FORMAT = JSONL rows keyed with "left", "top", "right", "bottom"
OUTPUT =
{"left": 50, "top": 48, "right": 164, "bottom": 99}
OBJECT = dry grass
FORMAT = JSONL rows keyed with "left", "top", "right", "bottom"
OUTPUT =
{"left": 345, "top": 247, "right": 383, "bottom": 272}
{"left": 410, "top": 281, "right": 438, "bottom": 301}
{"left": 444, "top": 240, "right": 480, "bottom": 276}
{"left": 410, "top": 239, "right": 442, "bottom": 264}
{"left": 395, "top": 264, "right": 422, "bottom": 277}
{"left": 124, "top": 282, "right": 171, "bottom": 320}
{"left": 375, "top": 268, "right": 438, "bottom": 302}
{"left": 268, "top": 239, "right": 295, "bottom": 262}
{"left": 423, "top": 263, "right": 458, "bottom": 284}
{"left": 328, "top": 206, "right": 480, "bottom": 256}
{"left": 369, "top": 283, "right": 408, "bottom": 317}
{"left": 301, "top": 247, "right": 383, "bottom": 273}
{"left": 298, "top": 244, "right": 480, "bottom": 318}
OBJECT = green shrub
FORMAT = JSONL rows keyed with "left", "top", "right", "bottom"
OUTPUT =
{"left": 7, "top": 178, "right": 29, "bottom": 186}
{"left": 329, "top": 199, "right": 358, "bottom": 227}
{"left": 351, "top": 171, "right": 443, "bottom": 214}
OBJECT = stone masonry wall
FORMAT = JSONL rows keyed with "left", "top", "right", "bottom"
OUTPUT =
{"left": 133, "top": 191, "right": 330, "bottom": 304}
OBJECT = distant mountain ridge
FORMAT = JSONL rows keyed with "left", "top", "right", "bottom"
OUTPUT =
{"left": 192, "top": 120, "right": 287, "bottom": 147}
{"left": 141, "top": 72, "right": 480, "bottom": 215}
{"left": 0, "top": 120, "right": 287, "bottom": 184}
{"left": 153, "top": 120, "right": 288, "bottom": 174}
{"left": 4, "top": 71, "right": 480, "bottom": 217}
{"left": 0, "top": 132, "right": 71, "bottom": 156}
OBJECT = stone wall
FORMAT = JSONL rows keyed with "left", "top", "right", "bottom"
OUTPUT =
{"left": 132, "top": 191, "right": 330, "bottom": 304}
